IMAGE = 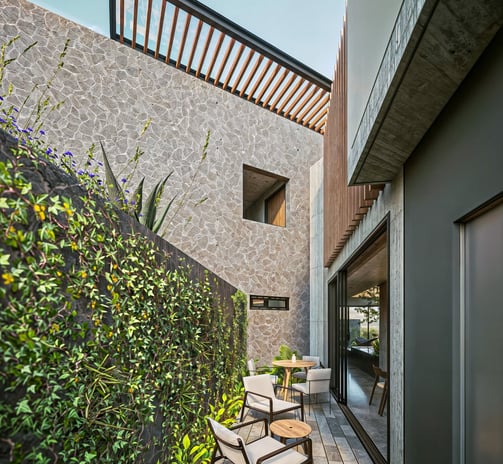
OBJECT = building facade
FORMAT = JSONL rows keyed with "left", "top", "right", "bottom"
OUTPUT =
{"left": 319, "top": 0, "right": 503, "bottom": 462}
{"left": 3, "top": 0, "right": 503, "bottom": 462}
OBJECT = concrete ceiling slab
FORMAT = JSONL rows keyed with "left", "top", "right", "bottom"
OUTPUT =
{"left": 350, "top": 0, "right": 503, "bottom": 185}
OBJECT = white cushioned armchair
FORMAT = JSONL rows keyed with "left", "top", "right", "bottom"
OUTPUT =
{"left": 207, "top": 417, "right": 313, "bottom": 464}
{"left": 240, "top": 374, "right": 304, "bottom": 423}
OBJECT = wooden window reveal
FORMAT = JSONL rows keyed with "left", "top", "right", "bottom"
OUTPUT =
{"left": 266, "top": 185, "right": 286, "bottom": 227}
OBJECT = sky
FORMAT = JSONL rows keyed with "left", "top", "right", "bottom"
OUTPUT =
{"left": 29, "top": 0, "right": 345, "bottom": 79}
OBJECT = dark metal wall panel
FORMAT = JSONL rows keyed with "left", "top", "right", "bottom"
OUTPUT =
{"left": 403, "top": 28, "right": 503, "bottom": 464}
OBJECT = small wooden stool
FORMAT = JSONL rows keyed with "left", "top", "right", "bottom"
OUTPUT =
{"left": 270, "top": 419, "right": 312, "bottom": 453}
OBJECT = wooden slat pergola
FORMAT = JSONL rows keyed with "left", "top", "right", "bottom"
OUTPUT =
{"left": 109, "top": 0, "right": 332, "bottom": 134}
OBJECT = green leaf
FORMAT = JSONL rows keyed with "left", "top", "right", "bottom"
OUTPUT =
{"left": 131, "top": 177, "right": 144, "bottom": 219}
{"left": 84, "top": 452, "right": 97, "bottom": 461}
{"left": 100, "top": 141, "right": 122, "bottom": 208}
{"left": 142, "top": 172, "right": 173, "bottom": 230}
{"left": 16, "top": 399, "right": 32, "bottom": 414}
{"left": 141, "top": 183, "right": 159, "bottom": 228}
{"left": 152, "top": 195, "right": 176, "bottom": 233}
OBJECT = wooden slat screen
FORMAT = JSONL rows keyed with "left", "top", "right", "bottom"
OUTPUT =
{"left": 110, "top": 0, "right": 332, "bottom": 134}
{"left": 323, "top": 19, "right": 384, "bottom": 267}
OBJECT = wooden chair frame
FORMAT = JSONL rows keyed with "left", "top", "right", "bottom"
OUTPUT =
{"left": 240, "top": 381, "right": 304, "bottom": 423}
{"left": 369, "top": 365, "right": 388, "bottom": 416}
{"left": 209, "top": 417, "right": 313, "bottom": 464}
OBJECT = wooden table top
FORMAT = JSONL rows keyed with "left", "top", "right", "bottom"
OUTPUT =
{"left": 272, "top": 359, "right": 316, "bottom": 369}
{"left": 270, "top": 419, "right": 312, "bottom": 439}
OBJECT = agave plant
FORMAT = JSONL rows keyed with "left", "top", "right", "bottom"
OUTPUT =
{"left": 131, "top": 174, "right": 176, "bottom": 233}
{"left": 100, "top": 141, "right": 175, "bottom": 234}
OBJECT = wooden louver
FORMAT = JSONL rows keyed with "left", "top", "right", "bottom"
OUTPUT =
{"left": 109, "top": 0, "right": 332, "bottom": 134}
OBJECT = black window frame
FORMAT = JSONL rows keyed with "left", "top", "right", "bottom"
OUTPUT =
{"left": 249, "top": 295, "right": 289, "bottom": 311}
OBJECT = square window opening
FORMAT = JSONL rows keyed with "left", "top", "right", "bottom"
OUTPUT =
{"left": 243, "top": 164, "right": 288, "bottom": 227}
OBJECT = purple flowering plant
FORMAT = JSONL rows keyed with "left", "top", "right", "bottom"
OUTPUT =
{"left": 1, "top": 35, "right": 209, "bottom": 237}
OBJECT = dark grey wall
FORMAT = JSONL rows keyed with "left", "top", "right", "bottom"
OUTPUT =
{"left": 403, "top": 28, "right": 503, "bottom": 463}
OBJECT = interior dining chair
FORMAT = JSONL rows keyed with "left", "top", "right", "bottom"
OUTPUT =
{"left": 291, "top": 368, "right": 332, "bottom": 414}
{"left": 292, "top": 355, "right": 321, "bottom": 381}
{"left": 207, "top": 417, "right": 313, "bottom": 464}
{"left": 240, "top": 374, "right": 304, "bottom": 424}
{"left": 247, "top": 358, "right": 278, "bottom": 384}
{"left": 369, "top": 365, "right": 388, "bottom": 416}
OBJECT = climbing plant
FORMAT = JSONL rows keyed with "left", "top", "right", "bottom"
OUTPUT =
{"left": 0, "top": 34, "right": 248, "bottom": 463}
{"left": 0, "top": 145, "right": 247, "bottom": 462}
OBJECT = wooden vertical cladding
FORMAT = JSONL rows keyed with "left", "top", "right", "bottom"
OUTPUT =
{"left": 110, "top": 0, "right": 332, "bottom": 134}
{"left": 239, "top": 54, "right": 263, "bottom": 97}
{"left": 255, "top": 63, "right": 282, "bottom": 103}
{"left": 205, "top": 31, "right": 225, "bottom": 81}
{"left": 196, "top": 26, "right": 214, "bottom": 77}
{"left": 185, "top": 19, "right": 203, "bottom": 70}
{"left": 247, "top": 58, "right": 273, "bottom": 100}
{"left": 119, "top": 0, "right": 125, "bottom": 42}
{"left": 175, "top": 12, "right": 192, "bottom": 68}
{"left": 213, "top": 37, "right": 236, "bottom": 84}
{"left": 231, "top": 48, "right": 255, "bottom": 93}
{"left": 154, "top": 0, "right": 166, "bottom": 58}
{"left": 166, "top": 6, "right": 179, "bottom": 62}
{"left": 223, "top": 43, "right": 245, "bottom": 89}
{"left": 323, "top": 20, "right": 384, "bottom": 267}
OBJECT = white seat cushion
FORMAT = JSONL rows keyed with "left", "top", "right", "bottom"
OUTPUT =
{"left": 247, "top": 397, "right": 300, "bottom": 414}
{"left": 243, "top": 374, "right": 276, "bottom": 399}
{"left": 246, "top": 436, "right": 307, "bottom": 464}
{"left": 292, "top": 383, "right": 308, "bottom": 394}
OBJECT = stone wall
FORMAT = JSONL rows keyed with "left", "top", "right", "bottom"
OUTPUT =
{"left": 1, "top": 0, "right": 322, "bottom": 364}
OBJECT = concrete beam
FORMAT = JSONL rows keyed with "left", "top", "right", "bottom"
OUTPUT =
{"left": 349, "top": 0, "right": 503, "bottom": 185}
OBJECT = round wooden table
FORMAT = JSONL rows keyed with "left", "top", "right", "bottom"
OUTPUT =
{"left": 270, "top": 419, "right": 312, "bottom": 452}
{"left": 272, "top": 359, "right": 316, "bottom": 399}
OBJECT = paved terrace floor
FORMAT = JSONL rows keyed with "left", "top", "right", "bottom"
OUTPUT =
{"left": 230, "top": 396, "right": 373, "bottom": 464}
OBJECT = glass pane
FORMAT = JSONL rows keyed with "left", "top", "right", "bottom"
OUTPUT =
{"left": 345, "top": 232, "right": 388, "bottom": 460}
{"left": 465, "top": 201, "right": 503, "bottom": 464}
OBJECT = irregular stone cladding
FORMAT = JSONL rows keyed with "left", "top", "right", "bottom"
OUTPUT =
{"left": 1, "top": 0, "right": 322, "bottom": 365}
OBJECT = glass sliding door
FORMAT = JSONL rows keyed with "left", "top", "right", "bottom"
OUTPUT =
{"left": 328, "top": 223, "right": 389, "bottom": 463}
